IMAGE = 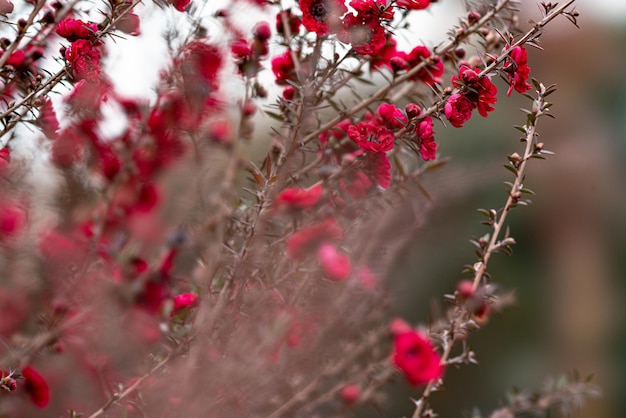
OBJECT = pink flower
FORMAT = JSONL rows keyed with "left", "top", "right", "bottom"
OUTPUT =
{"left": 339, "top": 384, "right": 360, "bottom": 405}
{"left": 21, "top": 366, "right": 50, "bottom": 408}
{"left": 444, "top": 93, "right": 473, "bottom": 128}
{"left": 299, "top": 0, "right": 346, "bottom": 35}
{"left": 56, "top": 18, "right": 98, "bottom": 41}
{"left": 275, "top": 184, "right": 323, "bottom": 210}
{"left": 393, "top": 330, "right": 443, "bottom": 386}
{"left": 0, "top": 202, "right": 26, "bottom": 238}
{"left": 65, "top": 39, "right": 101, "bottom": 82}
{"left": 317, "top": 243, "right": 351, "bottom": 280}
{"left": 0, "top": 0, "right": 14, "bottom": 16}
{"left": 504, "top": 45, "right": 532, "bottom": 96}
{"left": 172, "top": 292, "right": 199, "bottom": 315}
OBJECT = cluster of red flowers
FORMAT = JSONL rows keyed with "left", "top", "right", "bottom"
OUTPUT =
{"left": 57, "top": 19, "right": 102, "bottom": 82}
{"left": 444, "top": 65, "right": 498, "bottom": 128}
{"left": 298, "top": 0, "right": 433, "bottom": 56}
{"left": 231, "top": 21, "right": 272, "bottom": 76}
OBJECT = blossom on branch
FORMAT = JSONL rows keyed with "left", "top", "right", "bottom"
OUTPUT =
{"left": 504, "top": 45, "right": 532, "bottom": 96}
{"left": 65, "top": 39, "right": 101, "bottom": 82}
{"left": 445, "top": 65, "right": 498, "bottom": 127}
{"left": 393, "top": 329, "right": 443, "bottom": 386}
{"left": 56, "top": 18, "right": 98, "bottom": 41}
{"left": 299, "top": 0, "right": 346, "bottom": 35}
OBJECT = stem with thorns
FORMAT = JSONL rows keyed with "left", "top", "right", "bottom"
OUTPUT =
{"left": 411, "top": 82, "right": 556, "bottom": 418}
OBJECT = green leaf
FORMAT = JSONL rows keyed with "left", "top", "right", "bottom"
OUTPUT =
{"left": 503, "top": 164, "right": 518, "bottom": 175}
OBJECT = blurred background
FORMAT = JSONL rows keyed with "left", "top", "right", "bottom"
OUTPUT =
{"left": 387, "top": 2, "right": 626, "bottom": 417}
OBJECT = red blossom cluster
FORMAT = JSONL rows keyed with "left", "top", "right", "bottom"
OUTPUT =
{"left": 445, "top": 65, "right": 498, "bottom": 127}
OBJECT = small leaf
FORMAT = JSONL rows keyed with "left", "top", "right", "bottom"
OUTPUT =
{"left": 264, "top": 110, "right": 285, "bottom": 121}
{"left": 503, "top": 164, "right": 518, "bottom": 175}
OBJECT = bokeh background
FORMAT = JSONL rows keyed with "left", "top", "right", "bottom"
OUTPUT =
{"left": 386, "top": 2, "right": 626, "bottom": 417}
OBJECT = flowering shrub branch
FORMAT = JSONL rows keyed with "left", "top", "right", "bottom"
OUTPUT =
{"left": 0, "top": 0, "right": 594, "bottom": 416}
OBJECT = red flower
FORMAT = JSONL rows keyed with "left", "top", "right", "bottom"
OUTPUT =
{"left": 395, "top": 0, "right": 430, "bottom": 10}
{"left": 317, "top": 243, "right": 351, "bottom": 280}
{"left": 377, "top": 103, "right": 407, "bottom": 129}
{"left": 393, "top": 330, "right": 443, "bottom": 386}
{"left": 275, "top": 183, "right": 323, "bottom": 210}
{"left": 287, "top": 218, "right": 344, "bottom": 260}
{"left": 369, "top": 35, "right": 397, "bottom": 70}
{"left": 347, "top": 122, "right": 395, "bottom": 153}
{"left": 173, "top": 0, "right": 191, "bottom": 11}
{"left": 21, "top": 366, "right": 50, "bottom": 408}
{"left": 504, "top": 45, "right": 531, "bottom": 96}
{"left": 299, "top": 0, "right": 346, "bottom": 35}
{"left": 451, "top": 65, "right": 498, "bottom": 118}
{"left": 444, "top": 93, "right": 474, "bottom": 128}
{"left": 37, "top": 98, "right": 59, "bottom": 139}
{"left": 394, "top": 46, "right": 443, "bottom": 85}
{"left": 0, "top": 201, "right": 26, "bottom": 238}
{"left": 5, "top": 50, "right": 24, "bottom": 67}
{"left": 414, "top": 116, "right": 436, "bottom": 161}
{"left": 56, "top": 18, "right": 98, "bottom": 41}
{"left": 180, "top": 41, "right": 222, "bottom": 91}
{"left": 65, "top": 39, "right": 101, "bottom": 82}
{"left": 0, "top": 146, "right": 10, "bottom": 173}
{"left": 172, "top": 292, "right": 199, "bottom": 315}
{"left": 271, "top": 50, "right": 295, "bottom": 83}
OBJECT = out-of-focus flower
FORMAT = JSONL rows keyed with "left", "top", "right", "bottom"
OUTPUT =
{"left": 275, "top": 184, "right": 323, "bottom": 211}
{"left": 287, "top": 218, "right": 344, "bottom": 260}
{"left": 21, "top": 366, "right": 50, "bottom": 408}
{"left": 56, "top": 18, "right": 98, "bottom": 41}
{"left": 393, "top": 330, "right": 443, "bottom": 386}
{"left": 317, "top": 242, "right": 351, "bottom": 280}
{"left": 172, "top": 292, "right": 199, "bottom": 315}
{"left": 65, "top": 39, "right": 101, "bottom": 82}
